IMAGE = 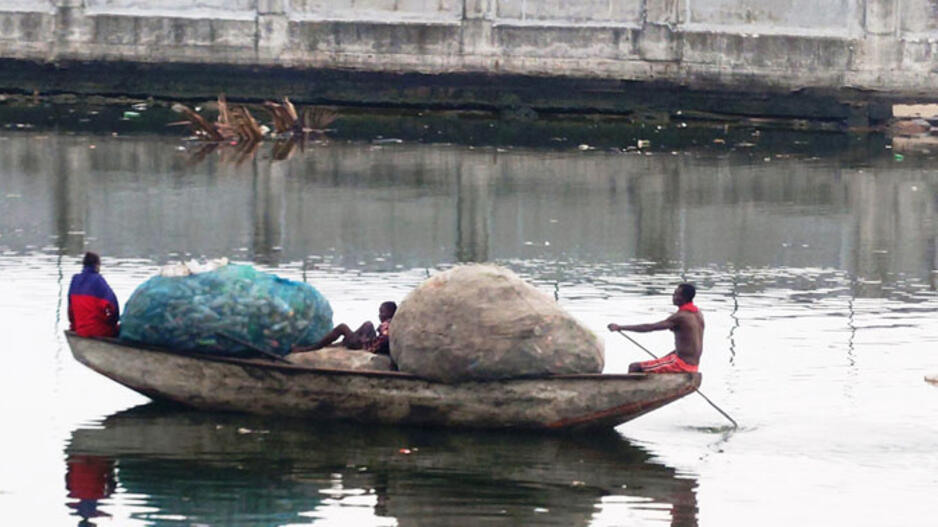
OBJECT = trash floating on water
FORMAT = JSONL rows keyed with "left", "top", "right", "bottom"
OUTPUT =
{"left": 637, "top": 139, "right": 651, "bottom": 149}
{"left": 237, "top": 428, "right": 270, "bottom": 435}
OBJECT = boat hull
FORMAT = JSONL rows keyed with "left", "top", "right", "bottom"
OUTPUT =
{"left": 66, "top": 332, "right": 700, "bottom": 430}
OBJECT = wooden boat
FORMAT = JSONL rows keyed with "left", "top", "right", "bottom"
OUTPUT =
{"left": 66, "top": 331, "right": 700, "bottom": 430}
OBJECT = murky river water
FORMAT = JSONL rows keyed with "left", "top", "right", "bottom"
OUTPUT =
{"left": 1, "top": 127, "right": 937, "bottom": 526}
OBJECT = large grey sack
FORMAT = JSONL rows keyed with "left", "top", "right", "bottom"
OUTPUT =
{"left": 390, "top": 264, "right": 604, "bottom": 382}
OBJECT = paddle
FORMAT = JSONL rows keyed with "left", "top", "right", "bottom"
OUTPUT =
{"left": 617, "top": 330, "right": 738, "bottom": 429}
{"left": 215, "top": 332, "right": 293, "bottom": 364}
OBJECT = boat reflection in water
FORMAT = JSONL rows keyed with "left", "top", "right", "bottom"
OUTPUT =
{"left": 65, "top": 404, "right": 699, "bottom": 526}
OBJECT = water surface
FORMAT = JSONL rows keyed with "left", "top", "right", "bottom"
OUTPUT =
{"left": 1, "top": 130, "right": 937, "bottom": 526}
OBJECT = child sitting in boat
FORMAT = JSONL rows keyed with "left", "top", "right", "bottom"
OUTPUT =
{"left": 293, "top": 301, "right": 396, "bottom": 355}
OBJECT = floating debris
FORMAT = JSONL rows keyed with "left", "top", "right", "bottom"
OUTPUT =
{"left": 265, "top": 98, "right": 337, "bottom": 135}
{"left": 237, "top": 428, "right": 270, "bottom": 435}
{"left": 171, "top": 93, "right": 265, "bottom": 143}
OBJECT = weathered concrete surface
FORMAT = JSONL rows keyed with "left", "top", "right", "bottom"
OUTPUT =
{"left": 2, "top": 1, "right": 937, "bottom": 118}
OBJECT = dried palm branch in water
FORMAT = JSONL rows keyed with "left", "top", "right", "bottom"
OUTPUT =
{"left": 217, "top": 93, "right": 230, "bottom": 125}
{"left": 303, "top": 106, "right": 338, "bottom": 132}
{"left": 170, "top": 102, "right": 226, "bottom": 141}
{"left": 271, "top": 137, "right": 307, "bottom": 161}
{"left": 263, "top": 97, "right": 301, "bottom": 134}
{"left": 264, "top": 98, "right": 337, "bottom": 135}
{"left": 228, "top": 106, "right": 265, "bottom": 143}
{"left": 172, "top": 94, "right": 337, "bottom": 165}
{"left": 171, "top": 94, "right": 265, "bottom": 143}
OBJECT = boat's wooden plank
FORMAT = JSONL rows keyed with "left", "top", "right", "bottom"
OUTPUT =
{"left": 66, "top": 332, "right": 699, "bottom": 429}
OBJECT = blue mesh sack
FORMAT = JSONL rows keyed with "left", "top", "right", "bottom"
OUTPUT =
{"left": 120, "top": 264, "right": 332, "bottom": 357}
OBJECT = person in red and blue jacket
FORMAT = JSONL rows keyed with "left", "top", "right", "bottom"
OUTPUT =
{"left": 68, "top": 252, "right": 120, "bottom": 338}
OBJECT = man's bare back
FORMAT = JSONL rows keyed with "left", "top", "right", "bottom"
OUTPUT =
{"left": 607, "top": 284, "right": 704, "bottom": 373}
{"left": 667, "top": 309, "right": 704, "bottom": 365}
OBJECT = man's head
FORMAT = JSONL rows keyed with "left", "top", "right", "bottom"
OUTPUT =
{"left": 82, "top": 252, "right": 101, "bottom": 271}
{"left": 378, "top": 301, "right": 397, "bottom": 322}
{"left": 672, "top": 283, "right": 696, "bottom": 306}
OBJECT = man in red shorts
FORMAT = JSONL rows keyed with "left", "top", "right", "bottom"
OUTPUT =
{"left": 607, "top": 283, "right": 703, "bottom": 373}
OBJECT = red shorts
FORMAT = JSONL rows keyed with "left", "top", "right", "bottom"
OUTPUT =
{"left": 635, "top": 352, "right": 698, "bottom": 373}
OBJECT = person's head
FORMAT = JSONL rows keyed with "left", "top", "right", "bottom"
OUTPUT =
{"left": 378, "top": 301, "right": 397, "bottom": 322}
{"left": 82, "top": 252, "right": 101, "bottom": 271}
{"left": 672, "top": 283, "right": 696, "bottom": 306}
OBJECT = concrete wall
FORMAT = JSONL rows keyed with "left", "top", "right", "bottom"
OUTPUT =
{"left": 1, "top": 0, "right": 938, "bottom": 100}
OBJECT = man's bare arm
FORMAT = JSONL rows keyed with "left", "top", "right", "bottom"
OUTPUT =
{"left": 608, "top": 316, "right": 677, "bottom": 333}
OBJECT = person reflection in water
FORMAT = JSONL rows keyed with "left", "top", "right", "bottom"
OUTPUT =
{"left": 608, "top": 283, "right": 704, "bottom": 373}
{"left": 293, "top": 301, "right": 396, "bottom": 355}
{"left": 68, "top": 252, "right": 120, "bottom": 338}
{"left": 65, "top": 455, "right": 115, "bottom": 525}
